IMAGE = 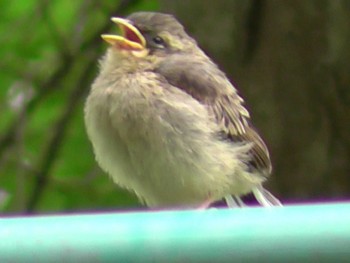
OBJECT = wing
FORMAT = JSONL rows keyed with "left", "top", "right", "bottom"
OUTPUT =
{"left": 155, "top": 54, "right": 272, "bottom": 176}
{"left": 211, "top": 94, "right": 272, "bottom": 175}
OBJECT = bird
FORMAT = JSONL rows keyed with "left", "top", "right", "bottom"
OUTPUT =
{"left": 84, "top": 11, "right": 282, "bottom": 208}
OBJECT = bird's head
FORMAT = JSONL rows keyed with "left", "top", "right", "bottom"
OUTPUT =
{"left": 101, "top": 12, "right": 198, "bottom": 61}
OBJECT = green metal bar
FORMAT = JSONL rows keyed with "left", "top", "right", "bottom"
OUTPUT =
{"left": 1, "top": 203, "right": 350, "bottom": 262}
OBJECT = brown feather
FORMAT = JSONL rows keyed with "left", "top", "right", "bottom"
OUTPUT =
{"left": 155, "top": 54, "right": 272, "bottom": 177}
{"left": 209, "top": 93, "right": 272, "bottom": 176}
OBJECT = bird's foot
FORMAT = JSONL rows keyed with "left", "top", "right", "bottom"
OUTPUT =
{"left": 197, "top": 197, "right": 215, "bottom": 209}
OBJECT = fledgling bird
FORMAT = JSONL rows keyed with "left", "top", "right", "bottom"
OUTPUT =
{"left": 84, "top": 12, "right": 282, "bottom": 208}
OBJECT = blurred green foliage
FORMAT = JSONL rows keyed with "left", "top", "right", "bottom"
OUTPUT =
{"left": 0, "top": 0, "right": 159, "bottom": 214}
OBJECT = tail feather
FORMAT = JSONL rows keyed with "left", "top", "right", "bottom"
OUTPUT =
{"left": 224, "top": 185, "right": 282, "bottom": 208}
{"left": 252, "top": 185, "right": 283, "bottom": 207}
{"left": 225, "top": 195, "right": 246, "bottom": 208}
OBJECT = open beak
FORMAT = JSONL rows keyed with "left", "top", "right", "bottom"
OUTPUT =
{"left": 101, "top": 17, "right": 146, "bottom": 51}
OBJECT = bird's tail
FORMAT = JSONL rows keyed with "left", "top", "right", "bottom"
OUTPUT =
{"left": 225, "top": 185, "right": 282, "bottom": 208}
{"left": 252, "top": 185, "right": 282, "bottom": 207}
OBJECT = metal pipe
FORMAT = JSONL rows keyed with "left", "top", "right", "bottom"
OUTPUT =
{"left": 1, "top": 203, "right": 350, "bottom": 262}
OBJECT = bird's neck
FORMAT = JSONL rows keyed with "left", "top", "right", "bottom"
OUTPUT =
{"left": 100, "top": 49, "right": 160, "bottom": 77}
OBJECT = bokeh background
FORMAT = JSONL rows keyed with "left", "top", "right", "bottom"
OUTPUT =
{"left": 0, "top": 0, "right": 349, "bottom": 214}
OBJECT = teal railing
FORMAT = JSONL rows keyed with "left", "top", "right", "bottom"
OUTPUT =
{"left": 1, "top": 203, "right": 350, "bottom": 262}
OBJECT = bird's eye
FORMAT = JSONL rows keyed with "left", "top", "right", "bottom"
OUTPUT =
{"left": 152, "top": 36, "right": 165, "bottom": 46}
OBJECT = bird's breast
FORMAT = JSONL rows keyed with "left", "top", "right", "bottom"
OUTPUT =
{"left": 85, "top": 72, "right": 257, "bottom": 207}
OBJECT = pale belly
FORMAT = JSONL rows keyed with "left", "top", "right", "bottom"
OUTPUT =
{"left": 84, "top": 77, "right": 261, "bottom": 207}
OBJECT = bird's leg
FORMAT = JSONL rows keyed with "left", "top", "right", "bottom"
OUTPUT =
{"left": 197, "top": 197, "right": 215, "bottom": 209}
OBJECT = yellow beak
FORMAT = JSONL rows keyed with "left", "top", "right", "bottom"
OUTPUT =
{"left": 101, "top": 17, "right": 146, "bottom": 51}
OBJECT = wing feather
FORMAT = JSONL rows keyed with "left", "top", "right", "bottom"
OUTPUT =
{"left": 155, "top": 55, "right": 272, "bottom": 176}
